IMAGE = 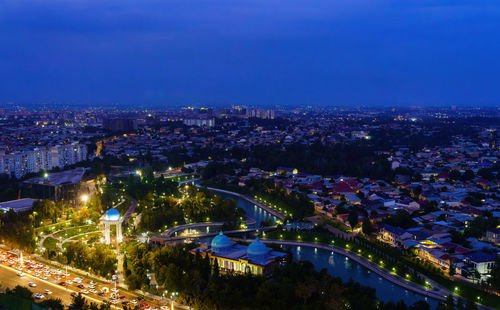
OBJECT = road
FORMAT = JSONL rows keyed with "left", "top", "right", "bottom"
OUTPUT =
{"left": 0, "top": 250, "right": 173, "bottom": 309}
{"left": 0, "top": 263, "right": 74, "bottom": 305}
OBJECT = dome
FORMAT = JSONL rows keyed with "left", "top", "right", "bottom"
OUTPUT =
{"left": 247, "top": 238, "right": 269, "bottom": 259}
{"left": 211, "top": 232, "right": 232, "bottom": 252}
{"left": 105, "top": 208, "right": 120, "bottom": 221}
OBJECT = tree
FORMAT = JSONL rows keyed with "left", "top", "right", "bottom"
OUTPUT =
{"left": 71, "top": 293, "right": 88, "bottom": 310}
{"left": 8, "top": 285, "right": 33, "bottom": 300}
{"left": 449, "top": 262, "right": 456, "bottom": 276}
{"left": 465, "top": 299, "right": 478, "bottom": 310}
{"left": 413, "top": 185, "right": 422, "bottom": 198}
{"left": 348, "top": 211, "right": 358, "bottom": 229}
{"left": 470, "top": 269, "right": 481, "bottom": 284}
{"left": 38, "top": 298, "right": 64, "bottom": 310}
{"left": 409, "top": 300, "right": 430, "bottom": 310}
{"left": 489, "top": 257, "right": 500, "bottom": 290}
{"left": 362, "top": 218, "right": 375, "bottom": 235}
{"left": 449, "top": 170, "right": 461, "bottom": 181}
{"left": 443, "top": 294, "right": 454, "bottom": 310}
{"left": 462, "top": 169, "right": 475, "bottom": 181}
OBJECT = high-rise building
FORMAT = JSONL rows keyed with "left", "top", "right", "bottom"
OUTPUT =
{"left": 103, "top": 118, "right": 138, "bottom": 132}
{"left": 246, "top": 108, "right": 275, "bottom": 119}
{"left": 0, "top": 143, "right": 87, "bottom": 179}
{"left": 183, "top": 117, "right": 215, "bottom": 127}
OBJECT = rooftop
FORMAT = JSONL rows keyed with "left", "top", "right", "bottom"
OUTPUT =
{"left": 24, "top": 167, "right": 87, "bottom": 186}
{"left": 0, "top": 198, "right": 37, "bottom": 213}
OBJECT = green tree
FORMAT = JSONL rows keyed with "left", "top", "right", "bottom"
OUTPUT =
{"left": 38, "top": 298, "right": 64, "bottom": 310}
{"left": 470, "top": 269, "right": 481, "bottom": 284}
{"left": 409, "top": 300, "right": 430, "bottom": 310}
{"left": 449, "top": 170, "right": 461, "bottom": 181}
{"left": 71, "top": 293, "right": 88, "bottom": 310}
{"left": 462, "top": 169, "right": 475, "bottom": 181}
{"left": 449, "top": 262, "right": 456, "bottom": 276}
{"left": 489, "top": 257, "right": 500, "bottom": 290}
{"left": 8, "top": 285, "right": 33, "bottom": 300}
{"left": 465, "top": 299, "right": 478, "bottom": 310}
{"left": 348, "top": 211, "right": 358, "bottom": 228}
{"left": 362, "top": 218, "right": 375, "bottom": 235}
{"left": 444, "top": 294, "right": 454, "bottom": 310}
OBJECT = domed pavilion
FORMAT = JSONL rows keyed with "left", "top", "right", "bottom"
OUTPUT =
{"left": 191, "top": 232, "right": 288, "bottom": 277}
{"left": 101, "top": 208, "right": 123, "bottom": 244}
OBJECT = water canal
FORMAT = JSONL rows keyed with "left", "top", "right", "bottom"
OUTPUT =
{"left": 185, "top": 187, "right": 439, "bottom": 307}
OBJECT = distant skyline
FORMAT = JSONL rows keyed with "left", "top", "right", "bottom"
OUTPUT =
{"left": 1, "top": 0, "right": 500, "bottom": 107}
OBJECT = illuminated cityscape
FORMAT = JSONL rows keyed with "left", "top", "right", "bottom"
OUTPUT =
{"left": 0, "top": 1, "right": 499, "bottom": 310}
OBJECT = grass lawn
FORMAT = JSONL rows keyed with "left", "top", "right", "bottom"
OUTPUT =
{"left": 42, "top": 237, "right": 59, "bottom": 252}
{"left": 165, "top": 174, "right": 196, "bottom": 182}
{"left": 54, "top": 224, "right": 98, "bottom": 239}
{"left": 36, "top": 220, "right": 71, "bottom": 233}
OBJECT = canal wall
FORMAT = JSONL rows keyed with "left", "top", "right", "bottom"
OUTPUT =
{"left": 257, "top": 239, "right": 448, "bottom": 302}
{"left": 200, "top": 186, "right": 286, "bottom": 220}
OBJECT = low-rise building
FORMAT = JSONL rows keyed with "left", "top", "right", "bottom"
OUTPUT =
{"left": 0, "top": 198, "right": 37, "bottom": 213}
{"left": 191, "top": 232, "right": 288, "bottom": 277}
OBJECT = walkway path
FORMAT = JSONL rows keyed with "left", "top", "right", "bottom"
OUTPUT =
{"left": 179, "top": 178, "right": 200, "bottom": 185}
{"left": 162, "top": 222, "right": 224, "bottom": 237}
{"left": 248, "top": 239, "right": 492, "bottom": 310}
{"left": 150, "top": 226, "right": 276, "bottom": 242}
{"left": 306, "top": 215, "right": 355, "bottom": 239}
{"left": 58, "top": 231, "right": 102, "bottom": 250}
{"left": 199, "top": 186, "right": 286, "bottom": 220}
{"left": 39, "top": 223, "right": 96, "bottom": 250}
{"left": 122, "top": 199, "right": 137, "bottom": 222}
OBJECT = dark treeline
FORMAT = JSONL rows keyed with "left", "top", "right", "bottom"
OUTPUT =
{"left": 0, "top": 209, "right": 35, "bottom": 251}
{"left": 214, "top": 177, "right": 315, "bottom": 220}
{"left": 123, "top": 243, "right": 432, "bottom": 310}
{"left": 137, "top": 184, "right": 243, "bottom": 232}
{"left": 246, "top": 143, "right": 392, "bottom": 180}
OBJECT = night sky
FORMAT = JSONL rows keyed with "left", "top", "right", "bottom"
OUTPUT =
{"left": 0, "top": 0, "right": 499, "bottom": 107}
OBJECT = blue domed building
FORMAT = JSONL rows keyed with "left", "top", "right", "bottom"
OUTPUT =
{"left": 211, "top": 232, "right": 234, "bottom": 252}
{"left": 101, "top": 208, "right": 123, "bottom": 244}
{"left": 247, "top": 238, "right": 268, "bottom": 259}
{"left": 105, "top": 208, "right": 121, "bottom": 221}
{"left": 191, "top": 232, "right": 288, "bottom": 277}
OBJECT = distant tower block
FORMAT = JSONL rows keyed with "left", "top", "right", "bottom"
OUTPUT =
{"left": 101, "top": 208, "right": 123, "bottom": 244}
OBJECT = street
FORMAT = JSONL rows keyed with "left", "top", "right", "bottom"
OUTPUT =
{"left": 0, "top": 250, "right": 169, "bottom": 309}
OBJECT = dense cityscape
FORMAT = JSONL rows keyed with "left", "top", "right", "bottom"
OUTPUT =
{"left": 0, "top": 106, "right": 498, "bottom": 310}
{"left": 2, "top": 0, "right": 500, "bottom": 309}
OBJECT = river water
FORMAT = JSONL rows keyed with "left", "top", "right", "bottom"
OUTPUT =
{"left": 185, "top": 188, "right": 439, "bottom": 307}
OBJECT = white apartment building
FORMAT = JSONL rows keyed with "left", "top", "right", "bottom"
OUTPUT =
{"left": 183, "top": 117, "right": 215, "bottom": 127}
{"left": 0, "top": 143, "right": 87, "bottom": 178}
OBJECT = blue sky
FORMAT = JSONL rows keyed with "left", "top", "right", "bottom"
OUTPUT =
{"left": 0, "top": 0, "right": 499, "bottom": 107}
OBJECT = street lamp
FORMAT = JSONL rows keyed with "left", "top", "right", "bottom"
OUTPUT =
{"left": 81, "top": 195, "right": 88, "bottom": 205}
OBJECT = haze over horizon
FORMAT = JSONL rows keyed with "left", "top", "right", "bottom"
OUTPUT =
{"left": 1, "top": 0, "right": 499, "bottom": 107}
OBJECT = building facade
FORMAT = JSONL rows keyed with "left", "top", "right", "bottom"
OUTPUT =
{"left": 191, "top": 233, "right": 288, "bottom": 277}
{"left": 0, "top": 143, "right": 87, "bottom": 179}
